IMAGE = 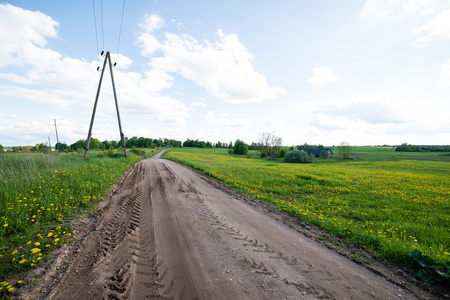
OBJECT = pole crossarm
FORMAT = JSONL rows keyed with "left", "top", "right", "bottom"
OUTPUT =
{"left": 84, "top": 51, "right": 127, "bottom": 158}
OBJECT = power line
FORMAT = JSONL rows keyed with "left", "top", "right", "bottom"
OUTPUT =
{"left": 116, "top": 0, "right": 126, "bottom": 54}
{"left": 101, "top": 0, "right": 105, "bottom": 51}
{"left": 91, "top": 0, "right": 99, "bottom": 56}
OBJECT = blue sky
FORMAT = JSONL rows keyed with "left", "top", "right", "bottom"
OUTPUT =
{"left": 1, "top": 0, "right": 450, "bottom": 147}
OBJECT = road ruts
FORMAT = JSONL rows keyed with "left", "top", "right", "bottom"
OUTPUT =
{"left": 35, "top": 152, "right": 419, "bottom": 300}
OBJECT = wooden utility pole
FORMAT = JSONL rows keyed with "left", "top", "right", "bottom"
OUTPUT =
{"left": 48, "top": 137, "right": 52, "bottom": 153}
{"left": 84, "top": 51, "right": 127, "bottom": 158}
{"left": 53, "top": 119, "right": 60, "bottom": 153}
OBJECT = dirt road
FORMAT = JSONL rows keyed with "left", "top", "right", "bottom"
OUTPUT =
{"left": 20, "top": 153, "right": 423, "bottom": 299}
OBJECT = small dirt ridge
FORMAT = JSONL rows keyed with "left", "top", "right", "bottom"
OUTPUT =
{"left": 20, "top": 152, "right": 423, "bottom": 299}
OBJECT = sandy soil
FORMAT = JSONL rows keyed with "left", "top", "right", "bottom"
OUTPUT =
{"left": 15, "top": 152, "right": 443, "bottom": 299}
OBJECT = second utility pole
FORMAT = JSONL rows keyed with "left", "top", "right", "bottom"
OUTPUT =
{"left": 53, "top": 119, "right": 60, "bottom": 153}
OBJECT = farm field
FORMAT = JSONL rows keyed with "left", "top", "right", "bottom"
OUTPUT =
{"left": 164, "top": 147, "right": 450, "bottom": 268}
{"left": 0, "top": 152, "right": 141, "bottom": 296}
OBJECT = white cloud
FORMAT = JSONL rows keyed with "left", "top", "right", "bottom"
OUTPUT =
{"left": 412, "top": 9, "right": 450, "bottom": 44}
{"left": 0, "top": 116, "right": 87, "bottom": 146}
{"left": 138, "top": 32, "right": 161, "bottom": 56}
{"left": 438, "top": 59, "right": 450, "bottom": 87}
{"left": 139, "top": 14, "right": 165, "bottom": 32}
{"left": 0, "top": 85, "right": 76, "bottom": 108}
{"left": 204, "top": 111, "right": 251, "bottom": 127}
{"left": 361, "top": 0, "right": 439, "bottom": 20}
{"left": 263, "top": 118, "right": 284, "bottom": 128}
{"left": 0, "top": 4, "right": 191, "bottom": 128}
{"left": 0, "top": 3, "right": 59, "bottom": 68}
{"left": 301, "top": 94, "right": 450, "bottom": 133}
{"left": 308, "top": 67, "right": 337, "bottom": 85}
{"left": 190, "top": 100, "right": 207, "bottom": 107}
{"left": 0, "top": 113, "right": 17, "bottom": 118}
{"left": 138, "top": 16, "right": 286, "bottom": 103}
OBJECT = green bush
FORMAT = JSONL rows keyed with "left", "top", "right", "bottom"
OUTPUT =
{"left": 284, "top": 149, "right": 313, "bottom": 163}
{"left": 260, "top": 151, "right": 268, "bottom": 158}
{"left": 233, "top": 139, "right": 248, "bottom": 155}
{"left": 277, "top": 148, "right": 287, "bottom": 158}
{"left": 97, "top": 148, "right": 116, "bottom": 157}
{"left": 130, "top": 148, "right": 146, "bottom": 156}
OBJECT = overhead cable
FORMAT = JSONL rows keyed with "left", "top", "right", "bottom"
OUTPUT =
{"left": 116, "top": 0, "right": 126, "bottom": 55}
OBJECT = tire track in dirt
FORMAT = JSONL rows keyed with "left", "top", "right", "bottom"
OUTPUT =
{"left": 20, "top": 153, "right": 424, "bottom": 299}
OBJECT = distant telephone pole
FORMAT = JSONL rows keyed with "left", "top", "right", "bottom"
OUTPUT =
{"left": 53, "top": 119, "right": 60, "bottom": 153}
{"left": 48, "top": 137, "right": 52, "bottom": 153}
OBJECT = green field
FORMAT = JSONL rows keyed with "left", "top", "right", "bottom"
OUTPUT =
{"left": 0, "top": 152, "right": 141, "bottom": 295}
{"left": 351, "top": 146, "right": 450, "bottom": 162}
{"left": 164, "top": 147, "right": 450, "bottom": 273}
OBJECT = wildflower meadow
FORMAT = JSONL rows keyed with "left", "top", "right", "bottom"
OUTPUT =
{"left": 165, "top": 148, "right": 450, "bottom": 269}
{"left": 0, "top": 152, "right": 140, "bottom": 297}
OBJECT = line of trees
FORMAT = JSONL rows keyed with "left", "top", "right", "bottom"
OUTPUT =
{"left": 183, "top": 139, "right": 233, "bottom": 149}
{"left": 2, "top": 143, "right": 52, "bottom": 153}
{"left": 1, "top": 137, "right": 183, "bottom": 153}
{"left": 395, "top": 143, "right": 450, "bottom": 152}
{"left": 296, "top": 143, "right": 325, "bottom": 150}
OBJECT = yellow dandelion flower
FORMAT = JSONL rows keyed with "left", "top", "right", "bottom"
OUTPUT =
{"left": 34, "top": 242, "right": 40, "bottom": 246}
{"left": 19, "top": 259, "right": 26, "bottom": 264}
{"left": 12, "top": 250, "right": 18, "bottom": 255}
{"left": 47, "top": 232, "right": 53, "bottom": 237}
{"left": 30, "top": 248, "right": 41, "bottom": 254}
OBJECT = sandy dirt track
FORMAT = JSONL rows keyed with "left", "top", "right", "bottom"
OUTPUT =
{"left": 19, "top": 153, "right": 425, "bottom": 299}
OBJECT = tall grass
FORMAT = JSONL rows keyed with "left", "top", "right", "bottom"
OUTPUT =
{"left": 0, "top": 153, "right": 140, "bottom": 295}
{"left": 164, "top": 148, "right": 450, "bottom": 267}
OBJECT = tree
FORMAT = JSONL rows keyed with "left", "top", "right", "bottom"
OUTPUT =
{"left": 55, "top": 142, "right": 69, "bottom": 151}
{"left": 258, "top": 132, "right": 282, "bottom": 157}
{"left": 0, "top": 144, "right": 4, "bottom": 153}
{"left": 70, "top": 139, "right": 86, "bottom": 151}
{"left": 277, "top": 148, "right": 287, "bottom": 158}
{"left": 336, "top": 141, "right": 353, "bottom": 159}
{"left": 233, "top": 139, "right": 248, "bottom": 155}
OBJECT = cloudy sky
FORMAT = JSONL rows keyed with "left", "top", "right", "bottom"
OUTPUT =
{"left": 1, "top": 0, "right": 450, "bottom": 147}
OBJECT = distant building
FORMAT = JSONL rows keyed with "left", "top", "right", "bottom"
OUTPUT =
{"left": 299, "top": 148, "right": 333, "bottom": 158}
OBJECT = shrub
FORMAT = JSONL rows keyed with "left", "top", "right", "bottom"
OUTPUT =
{"left": 130, "top": 148, "right": 146, "bottom": 156}
{"left": 277, "top": 148, "right": 287, "bottom": 158}
{"left": 320, "top": 150, "right": 328, "bottom": 158}
{"left": 260, "top": 151, "right": 268, "bottom": 158}
{"left": 233, "top": 139, "right": 248, "bottom": 155}
{"left": 284, "top": 149, "right": 312, "bottom": 163}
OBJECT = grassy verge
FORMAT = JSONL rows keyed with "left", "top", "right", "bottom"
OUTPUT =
{"left": 164, "top": 148, "right": 450, "bottom": 270}
{"left": 0, "top": 152, "right": 140, "bottom": 296}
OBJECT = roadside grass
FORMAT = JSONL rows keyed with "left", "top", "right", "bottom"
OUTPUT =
{"left": 0, "top": 152, "right": 140, "bottom": 296}
{"left": 164, "top": 148, "right": 450, "bottom": 270}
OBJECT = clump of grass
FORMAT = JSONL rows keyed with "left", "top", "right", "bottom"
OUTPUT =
{"left": 0, "top": 153, "right": 140, "bottom": 296}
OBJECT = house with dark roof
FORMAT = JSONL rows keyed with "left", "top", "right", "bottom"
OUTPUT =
{"left": 299, "top": 148, "right": 333, "bottom": 158}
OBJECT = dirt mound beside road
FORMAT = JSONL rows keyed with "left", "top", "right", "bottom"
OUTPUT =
{"left": 18, "top": 152, "right": 431, "bottom": 299}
